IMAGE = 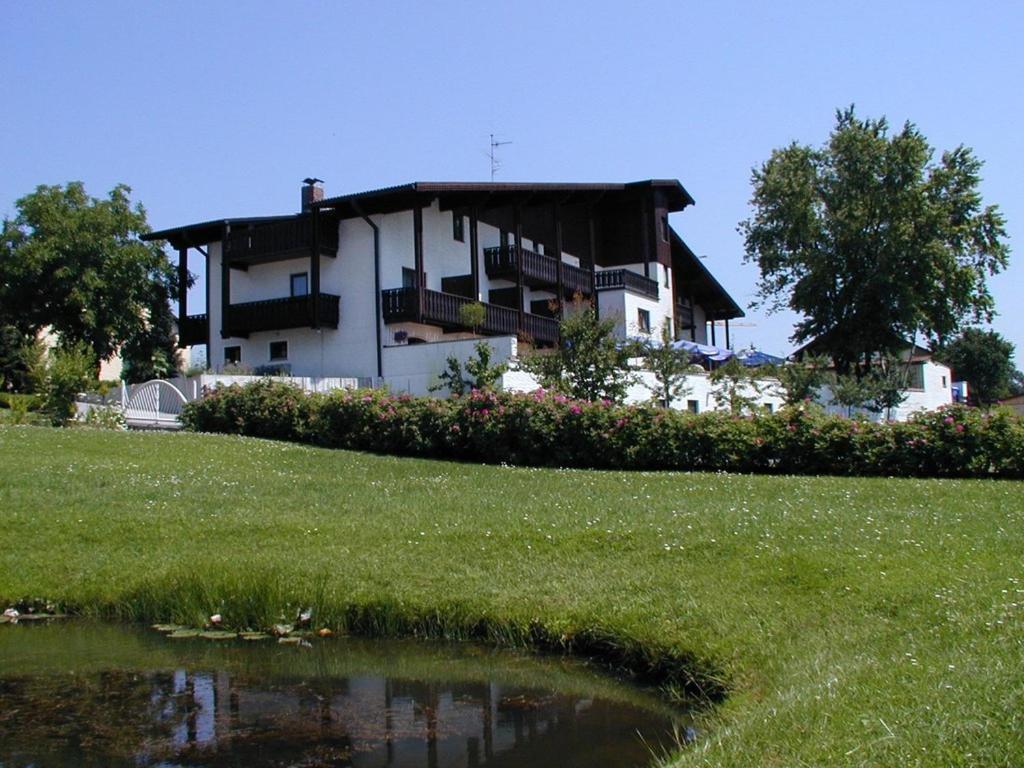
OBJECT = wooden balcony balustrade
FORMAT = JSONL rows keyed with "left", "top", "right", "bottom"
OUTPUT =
{"left": 595, "top": 268, "right": 660, "bottom": 299}
{"left": 381, "top": 287, "right": 559, "bottom": 345}
{"left": 178, "top": 313, "right": 209, "bottom": 347}
{"left": 223, "top": 293, "right": 339, "bottom": 337}
{"left": 483, "top": 245, "right": 593, "bottom": 297}
{"left": 224, "top": 217, "right": 339, "bottom": 267}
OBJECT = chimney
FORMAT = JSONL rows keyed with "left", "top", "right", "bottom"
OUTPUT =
{"left": 301, "top": 177, "right": 324, "bottom": 211}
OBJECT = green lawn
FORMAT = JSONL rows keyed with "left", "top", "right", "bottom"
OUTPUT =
{"left": 1, "top": 426, "right": 1021, "bottom": 766}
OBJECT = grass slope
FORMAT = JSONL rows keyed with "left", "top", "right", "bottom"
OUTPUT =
{"left": 1, "top": 426, "right": 1021, "bottom": 766}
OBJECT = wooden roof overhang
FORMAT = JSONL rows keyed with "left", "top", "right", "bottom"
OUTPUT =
{"left": 314, "top": 179, "right": 695, "bottom": 217}
{"left": 142, "top": 216, "right": 296, "bottom": 250}
{"left": 670, "top": 230, "right": 745, "bottom": 320}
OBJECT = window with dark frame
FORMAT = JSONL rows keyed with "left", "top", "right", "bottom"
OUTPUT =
{"left": 637, "top": 308, "right": 652, "bottom": 334}
{"left": 453, "top": 212, "right": 465, "bottom": 242}
{"left": 402, "top": 267, "right": 425, "bottom": 288}
{"left": 224, "top": 346, "right": 241, "bottom": 365}
{"left": 687, "top": 399, "right": 699, "bottom": 414}
{"left": 290, "top": 272, "right": 309, "bottom": 297}
{"left": 269, "top": 341, "right": 288, "bottom": 361}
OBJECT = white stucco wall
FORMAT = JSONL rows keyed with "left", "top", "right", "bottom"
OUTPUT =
{"left": 382, "top": 336, "right": 517, "bottom": 396}
{"left": 502, "top": 365, "right": 786, "bottom": 413}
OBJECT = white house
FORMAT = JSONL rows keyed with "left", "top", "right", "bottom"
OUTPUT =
{"left": 146, "top": 179, "right": 746, "bottom": 395}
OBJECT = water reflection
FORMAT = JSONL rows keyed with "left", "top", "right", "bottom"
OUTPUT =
{"left": 0, "top": 623, "right": 687, "bottom": 767}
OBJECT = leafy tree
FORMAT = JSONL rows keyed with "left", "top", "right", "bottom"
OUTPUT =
{"left": 430, "top": 341, "right": 508, "bottom": 396}
{"left": 829, "top": 373, "right": 871, "bottom": 418}
{"left": 0, "top": 182, "right": 183, "bottom": 378}
{"left": 640, "top": 325, "right": 699, "bottom": 407}
{"left": 864, "top": 354, "right": 910, "bottom": 420}
{"left": 521, "top": 300, "right": 636, "bottom": 403}
{"left": 937, "top": 327, "right": 1017, "bottom": 406}
{"left": 709, "top": 358, "right": 763, "bottom": 415}
{"left": 775, "top": 355, "right": 829, "bottom": 405}
{"left": 38, "top": 343, "right": 96, "bottom": 426}
{"left": 740, "top": 107, "right": 1009, "bottom": 375}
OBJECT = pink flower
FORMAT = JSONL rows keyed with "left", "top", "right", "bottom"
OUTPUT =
{"left": 955, "top": 424, "right": 965, "bottom": 433}
{"left": 449, "top": 424, "right": 461, "bottom": 432}
{"left": 943, "top": 416, "right": 955, "bottom": 425}
{"left": 479, "top": 408, "right": 490, "bottom": 417}
{"left": 569, "top": 404, "right": 582, "bottom": 415}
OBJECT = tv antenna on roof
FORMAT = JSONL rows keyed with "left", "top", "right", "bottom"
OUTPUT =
{"left": 489, "top": 133, "right": 512, "bottom": 181}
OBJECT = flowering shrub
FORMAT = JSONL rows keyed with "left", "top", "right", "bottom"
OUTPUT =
{"left": 180, "top": 382, "right": 1024, "bottom": 479}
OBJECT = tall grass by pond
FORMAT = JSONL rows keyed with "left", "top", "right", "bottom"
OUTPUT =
{"left": 1, "top": 426, "right": 1022, "bottom": 766}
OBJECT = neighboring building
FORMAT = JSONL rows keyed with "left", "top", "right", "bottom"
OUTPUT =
{"left": 790, "top": 337, "right": 954, "bottom": 420}
{"left": 144, "top": 179, "right": 744, "bottom": 390}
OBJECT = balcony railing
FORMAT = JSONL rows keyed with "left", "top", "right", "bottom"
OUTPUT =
{"left": 178, "top": 314, "right": 209, "bottom": 347}
{"left": 381, "top": 287, "right": 558, "bottom": 345}
{"left": 595, "top": 268, "right": 660, "bottom": 299}
{"left": 483, "top": 245, "right": 593, "bottom": 297}
{"left": 223, "top": 293, "right": 339, "bottom": 337}
{"left": 224, "top": 217, "right": 339, "bottom": 266}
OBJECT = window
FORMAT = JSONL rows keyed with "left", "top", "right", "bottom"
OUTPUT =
{"left": 224, "top": 346, "right": 241, "bottom": 365}
{"left": 290, "top": 272, "right": 309, "bottom": 297}
{"left": 402, "top": 267, "right": 425, "bottom": 288}
{"left": 637, "top": 308, "right": 651, "bottom": 334}
{"left": 452, "top": 213, "right": 465, "bottom": 242}
{"left": 941, "top": 375, "right": 948, "bottom": 388}
{"left": 663, "top": 264, "right": 670, "bottom": 288}
{"left": 687, "top": 399, "right": 699, "bottom": 414}
{"left": 269, "top": 341, "right": 288, "bottom": 361}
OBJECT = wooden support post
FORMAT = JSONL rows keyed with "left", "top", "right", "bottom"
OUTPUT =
{"left": 710, "top": 312, "right": 717, "bottom": 346}
{"left": 514, "top": 202, "right": 524, "bottom": 328}
{"left": 725, "top": 318, "right": 731, "bottom": 350}
{"left": 553, "top": 202, "right": 564, "bottom": 316}
{"left": 177, "top": 247, "right": 188, "bottom": 324}
{"left": 469, "top": 208, "right": 480, "bottom": 300}
{"left": 588, "top": 206, "right": 598, "bottom": 315}
{"left": 414, "top": 204, "right": 425, "bottom": 323}
{"left": 311, "top": 207, "right": 321, "bottom": 329}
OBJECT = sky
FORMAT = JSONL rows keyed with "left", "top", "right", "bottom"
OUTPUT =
{"left": 2, "top": 1, "right": 1021, "bottom": 360}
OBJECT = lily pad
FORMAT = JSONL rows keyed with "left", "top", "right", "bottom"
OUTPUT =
{"left": 167, "top": 629, "right": 200, "bottom": 639}
{"left": 152, "top": 623, "right": 186, "bottom": 633}
{"left": 199, "top": 631, "right": 237, "bottom": 641}
{"left": 239, "top": 632, "right": 272, "bottom": 641}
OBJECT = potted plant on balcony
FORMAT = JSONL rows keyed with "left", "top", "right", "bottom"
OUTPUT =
{"left": 459, "top": 302, "right": 487, "bottom": 335}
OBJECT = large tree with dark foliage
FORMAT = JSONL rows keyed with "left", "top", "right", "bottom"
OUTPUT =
{"left": 937, "top": 327, "right": 1017, "bottom": 406}
{"left": 0, "top": 182, "right": 181, "bottom": 382}
{"left": 740, "top": 107, "right": 1009, "bottom": 375}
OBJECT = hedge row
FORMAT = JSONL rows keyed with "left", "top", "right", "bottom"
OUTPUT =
{"left": 180, "top": 381, "right": 1024, "bottom": 479}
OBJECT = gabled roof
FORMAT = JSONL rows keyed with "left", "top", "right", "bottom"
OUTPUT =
{"left": 669, "top": 229, "right": 745, "bottom": 319}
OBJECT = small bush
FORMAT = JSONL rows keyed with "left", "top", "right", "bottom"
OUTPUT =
{"left": 180, "top": 384, "right": 1024, "bottom": 480}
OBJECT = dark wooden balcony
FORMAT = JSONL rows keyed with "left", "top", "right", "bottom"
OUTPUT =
{"left": 381, "top": 287, "right": 559, "bottom": 345}
{"left": 595, "top": 268, "right": 660, "bottom": 299}
{"left": 483, "top": 245, "right": 593, "bottom": 297}
{"left": 224, "top": 217, "right": 339, "bottom": 267}
{"left": 223, "top": 293, "right": 339, "bottom": 337}
{"left": 178, "top": 313, "right": 209, "bottom": 347}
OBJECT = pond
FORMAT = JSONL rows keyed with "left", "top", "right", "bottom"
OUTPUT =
{"left": 0, "top": 621, "right": 692, "bottom": 767}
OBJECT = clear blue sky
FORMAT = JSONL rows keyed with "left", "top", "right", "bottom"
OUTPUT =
{"left": 3, "top": 1, "right": 1021, "bottom": 360}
